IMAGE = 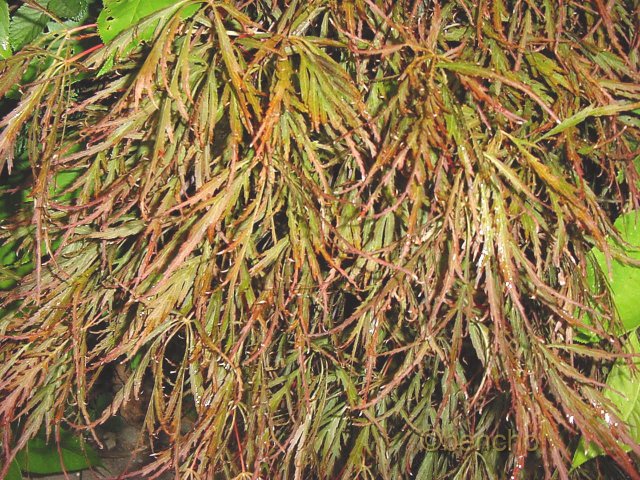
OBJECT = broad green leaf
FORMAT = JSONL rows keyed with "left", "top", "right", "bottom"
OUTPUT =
{"left": 575, "top": 210, "right": 640, "bottom": 343}
{"left": 573, "top": 332, "right": 640, "bottom": 468}
{"left": 0, "top": 237, "right": 33, "bottom": 290}
{"left": 0, "top": 0, "right": 10, "bottom": 58}
{"left": 573, "top": 212, "right": 640, "bottom": 467}
{"left": 9, "top": 3, "right": 49, "bottom": 51}
{"left": 48, "top": 0, "right": 87, "bottom": 20}
{"left": 98, "top": 0, "right": 173, "bottom": 44}
{"left": 98, "top": 0, "right": 199, "bottom": 44}
{"left": 588, "top": 211, "right": 640, "bottom": 332}
{"left": 50, "top": 169, "right": 81, "bottom": 198}
{"left": 16, "top": 430, "right": 100, "bottom": 474}
{"left": 5, "top": 460, "right": 22, "bottom": 480}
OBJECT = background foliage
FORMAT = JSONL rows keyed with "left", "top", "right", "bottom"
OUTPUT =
{"left": 1, "top": 0, "right": 640, "bottom": 479}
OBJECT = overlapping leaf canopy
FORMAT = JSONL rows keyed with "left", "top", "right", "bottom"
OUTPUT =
{"left": 1, "top": 1, "right": 640, "bottom": 478}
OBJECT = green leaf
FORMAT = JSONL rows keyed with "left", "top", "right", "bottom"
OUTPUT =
{"left": 98, "top": 0, "right": 172, "bottom": 43}
{"left": 539, "top": 102, "right": 640, "bottom": 141}
{"left": 589, "top": 211, "right": 640, "bottom": 332}
{"left": 16, "top": 430, "right": 101, "bottom": 474}
{"left": 573, "top": 212, "right": 640, "bottom": 466}
{"left": 98, "top": 0, "right": 199, "bottom": 44}
{"left": 0, "top": 0, "right": 11, "bottom": 58}
{"left": 48, "top": 0, "right": 87, "bottom": 20}
{"left": 576, "top": 210, "right": 640, "bottom": 343}
{"left": 86, "top": 219, "right": 145, "bottom": 239}
{"left": 469, "top": 321, "right": 490, "bottom": 366}
{"left": 9, "top": 3, "right": 49, "bottom": 51}
{"left": 5, "top": 459, "right": 22, "bottom": 480}
{"left": 573, "top": 332, "right": 640, "bottom": 468}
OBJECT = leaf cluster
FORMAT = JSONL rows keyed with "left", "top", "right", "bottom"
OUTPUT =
{"left": 0, "top": 1, "right": 639, "bottom": 479}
